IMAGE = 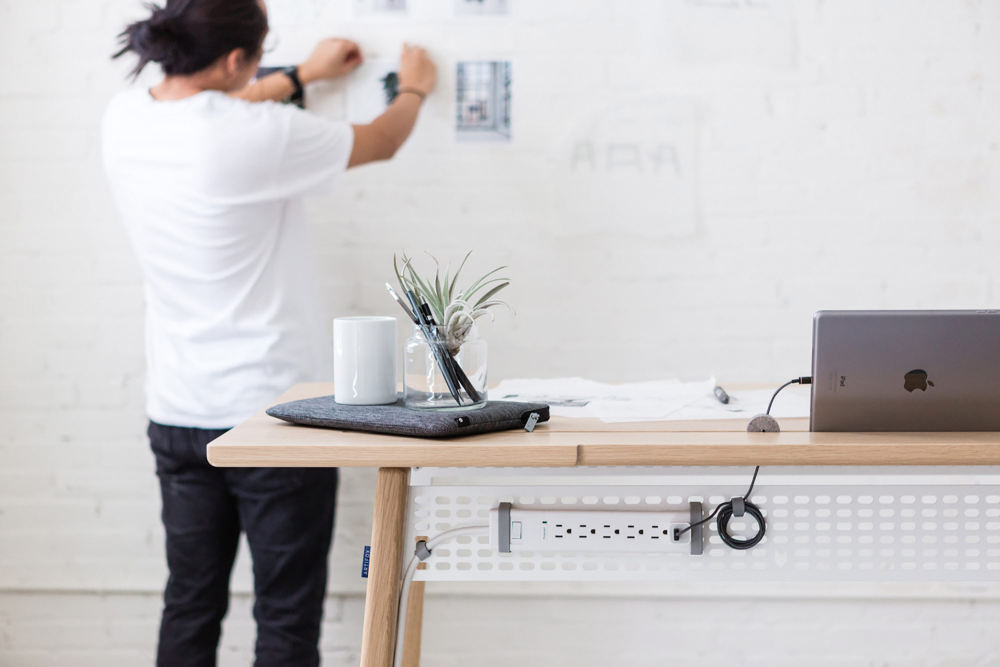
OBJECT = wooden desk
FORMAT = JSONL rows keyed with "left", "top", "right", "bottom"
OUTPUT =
{"left": 207, "top": 383, "right": 1000, "bottom": 667}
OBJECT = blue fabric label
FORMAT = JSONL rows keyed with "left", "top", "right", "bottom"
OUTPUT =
{"left": 361, "top": 545, "right": 371, "bottom": 579}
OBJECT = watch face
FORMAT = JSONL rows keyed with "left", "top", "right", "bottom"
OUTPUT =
{"left": 255, "top": 66, "right": 306, "bottom": 109}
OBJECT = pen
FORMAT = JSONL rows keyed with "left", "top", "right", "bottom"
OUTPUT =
{"left": 405, "top": 289, "right": 464, "bottom": 406}
{"left": 714, "top": 385, "right": 730, "bottom": 405}
{"left": 419, "top": 301, "right": 434, "bottom": 325}
{"left": 385, "top": 283, "right": 419, "bottom": 324}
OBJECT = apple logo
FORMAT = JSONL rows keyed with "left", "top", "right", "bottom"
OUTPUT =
{"left": 903, "top": 369, "right": 935, "bottom": 392}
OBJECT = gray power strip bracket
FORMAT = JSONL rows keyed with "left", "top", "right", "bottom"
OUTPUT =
{"left": 689, "top": 501, "right": 704, "bottom": 556}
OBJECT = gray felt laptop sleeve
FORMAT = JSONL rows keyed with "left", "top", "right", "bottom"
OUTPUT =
{"left": 266, "top": 395, "right": 550, "bottom": 438}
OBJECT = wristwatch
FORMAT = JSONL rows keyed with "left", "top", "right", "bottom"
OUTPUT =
{"left": 282, "top": 66, "right": 305, "bottom": 108}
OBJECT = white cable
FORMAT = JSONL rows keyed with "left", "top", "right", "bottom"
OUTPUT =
{"left": 392, "top": 525, "right": 489, "bottom": 667}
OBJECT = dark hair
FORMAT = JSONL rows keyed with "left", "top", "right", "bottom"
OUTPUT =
{"left": 113, "top": 0, "right": 268, "bottom": 78}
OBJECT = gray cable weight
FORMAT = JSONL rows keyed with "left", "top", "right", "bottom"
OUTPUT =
{"left": 746, "top": 413, "right": 781, "bottom": 432}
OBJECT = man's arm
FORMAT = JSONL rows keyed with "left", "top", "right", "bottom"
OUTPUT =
{"left": 348, "top": 44, "right": 436, "bottom": 168}
{"left": 235, "top": 70, "right": 297, "bottom": 103}
{"left": 349, "top": 93, "right": 422, "bottom": 166}
{"left": 233, "top": 38, "right": 362, "bottom": 103}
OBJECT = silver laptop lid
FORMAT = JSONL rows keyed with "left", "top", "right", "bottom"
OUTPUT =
{"left": 810, "top": 310, "right": 1000, "bottom": 432}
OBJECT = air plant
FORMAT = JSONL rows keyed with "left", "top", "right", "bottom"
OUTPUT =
{"left": 394, "top": 251, "right": 512, "bottom": 355}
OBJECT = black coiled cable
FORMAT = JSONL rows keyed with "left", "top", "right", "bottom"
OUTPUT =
{"left": 713, "top": 467, "right": 766, "bottom": 550}
{"left": 675, "top": 465, "right": 765, "bottom": 550}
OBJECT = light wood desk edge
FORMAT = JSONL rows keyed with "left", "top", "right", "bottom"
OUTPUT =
{"left": 207, "top": 382, "right": 1000, "bottom": 469}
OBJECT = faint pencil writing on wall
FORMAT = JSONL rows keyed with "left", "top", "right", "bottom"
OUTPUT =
{"left": 571, "top": 142, "right": 682, "bottom": 176}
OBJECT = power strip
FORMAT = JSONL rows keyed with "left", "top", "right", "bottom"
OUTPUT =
{"left": 489, "top": 504, "right": 701, "bottom": 554}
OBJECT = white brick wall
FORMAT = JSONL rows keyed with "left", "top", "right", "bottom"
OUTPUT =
{"left": 4, "top": 590, "right": 1000, "bottom": 666}
{"left": 2, "top": 0, "right": 1000, "bottom": 663}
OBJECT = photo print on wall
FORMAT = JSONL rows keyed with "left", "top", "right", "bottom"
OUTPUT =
{"left": 455, "top": 0, "right": 509, "bottom": 16}
{"left": 347, "top": 59, "right": 401, "bottom": 123}
{"left": 455, "top": 61, "right": 511, "bottom": 142}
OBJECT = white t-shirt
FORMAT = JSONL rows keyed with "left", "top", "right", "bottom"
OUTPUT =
{"left": 102, "top": 88, "right": 353, "bottom": 429}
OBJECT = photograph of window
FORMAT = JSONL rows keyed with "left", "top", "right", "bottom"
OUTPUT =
{"left": 455, "top": 0, "right": 509, "bottom": 16}
{"left": 347, "top": 59, "right": 401, "bottom": 123}
{"left": 455, "top": 61, "right": 512, "bottom": 142}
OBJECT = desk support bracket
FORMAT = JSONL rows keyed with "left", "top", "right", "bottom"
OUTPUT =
{"left": 689, "top": 501, "right": 704, "bottom": 556}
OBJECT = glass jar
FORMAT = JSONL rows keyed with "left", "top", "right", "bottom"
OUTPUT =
{"left": 404, "top": 324, "right": 488, "bottom": 410}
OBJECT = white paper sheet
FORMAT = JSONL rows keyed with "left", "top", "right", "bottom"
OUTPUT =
{"left": 491, "top": 378, "right": 811, "bottom": 423}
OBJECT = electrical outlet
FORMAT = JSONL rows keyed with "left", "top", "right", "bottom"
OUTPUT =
{"left": 490, "top": 506, "right": 692, "bottom": 553}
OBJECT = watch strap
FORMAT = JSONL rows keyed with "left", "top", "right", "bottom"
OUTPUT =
{"left": 282, "top": 66, "right": 305, "bottom": 105}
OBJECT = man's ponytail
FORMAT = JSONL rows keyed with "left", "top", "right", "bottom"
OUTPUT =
{"left": 113, "top": 0, "right": 267, "bottom": 79}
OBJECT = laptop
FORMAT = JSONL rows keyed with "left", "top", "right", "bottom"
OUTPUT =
{"left": 810, "top": 310, "right": 1000, "bottom": 431}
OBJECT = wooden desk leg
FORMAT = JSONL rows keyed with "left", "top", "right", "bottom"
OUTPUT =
{"left": 361, "top": 467, "right": 410, "bottom": 667}
{"left": 400, "top": 572, "right": 425, "bottom": 667}
{"left": 401, "top": 535, "right": 429, "bottom": 667}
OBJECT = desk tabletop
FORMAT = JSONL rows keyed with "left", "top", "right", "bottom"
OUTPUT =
{"left": 206, "top": 383, "right": 1000, "bottom": 468}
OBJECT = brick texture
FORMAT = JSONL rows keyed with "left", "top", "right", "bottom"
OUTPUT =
{"left": 2, "top": 0, "right": 999, "bottom": 663}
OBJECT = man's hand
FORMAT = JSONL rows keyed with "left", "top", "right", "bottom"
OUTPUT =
{"left": 298, "top": 38, "right": 363, "bottom": 84}
{"left": 398, "top": 43, "right": 436, "bottom": 96}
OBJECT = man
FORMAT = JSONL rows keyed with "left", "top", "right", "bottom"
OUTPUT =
{"left": 102, "top": 1, "right": 436, "bottom": 664}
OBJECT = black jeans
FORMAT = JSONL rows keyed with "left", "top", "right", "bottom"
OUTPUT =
{"left": 148, "top": 421, "right": 339, "bottom": 667}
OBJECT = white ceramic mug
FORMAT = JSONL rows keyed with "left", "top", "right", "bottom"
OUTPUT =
{"left": 333, "top": 316, "right": 398, "bottom": 405}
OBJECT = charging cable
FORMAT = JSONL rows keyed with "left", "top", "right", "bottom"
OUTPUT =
{"left": 393, "top": 524, "right": 489, "bottom": 667}
{"left": 674, "top": 376, "right": 812, "bottom": 550}
{"left": 766, "top": 376, "right": 812, "bottom": 416}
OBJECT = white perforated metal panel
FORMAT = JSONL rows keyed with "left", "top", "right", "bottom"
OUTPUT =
{"left": 404, "top": 467, "right": 1000, "bottom": 582}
